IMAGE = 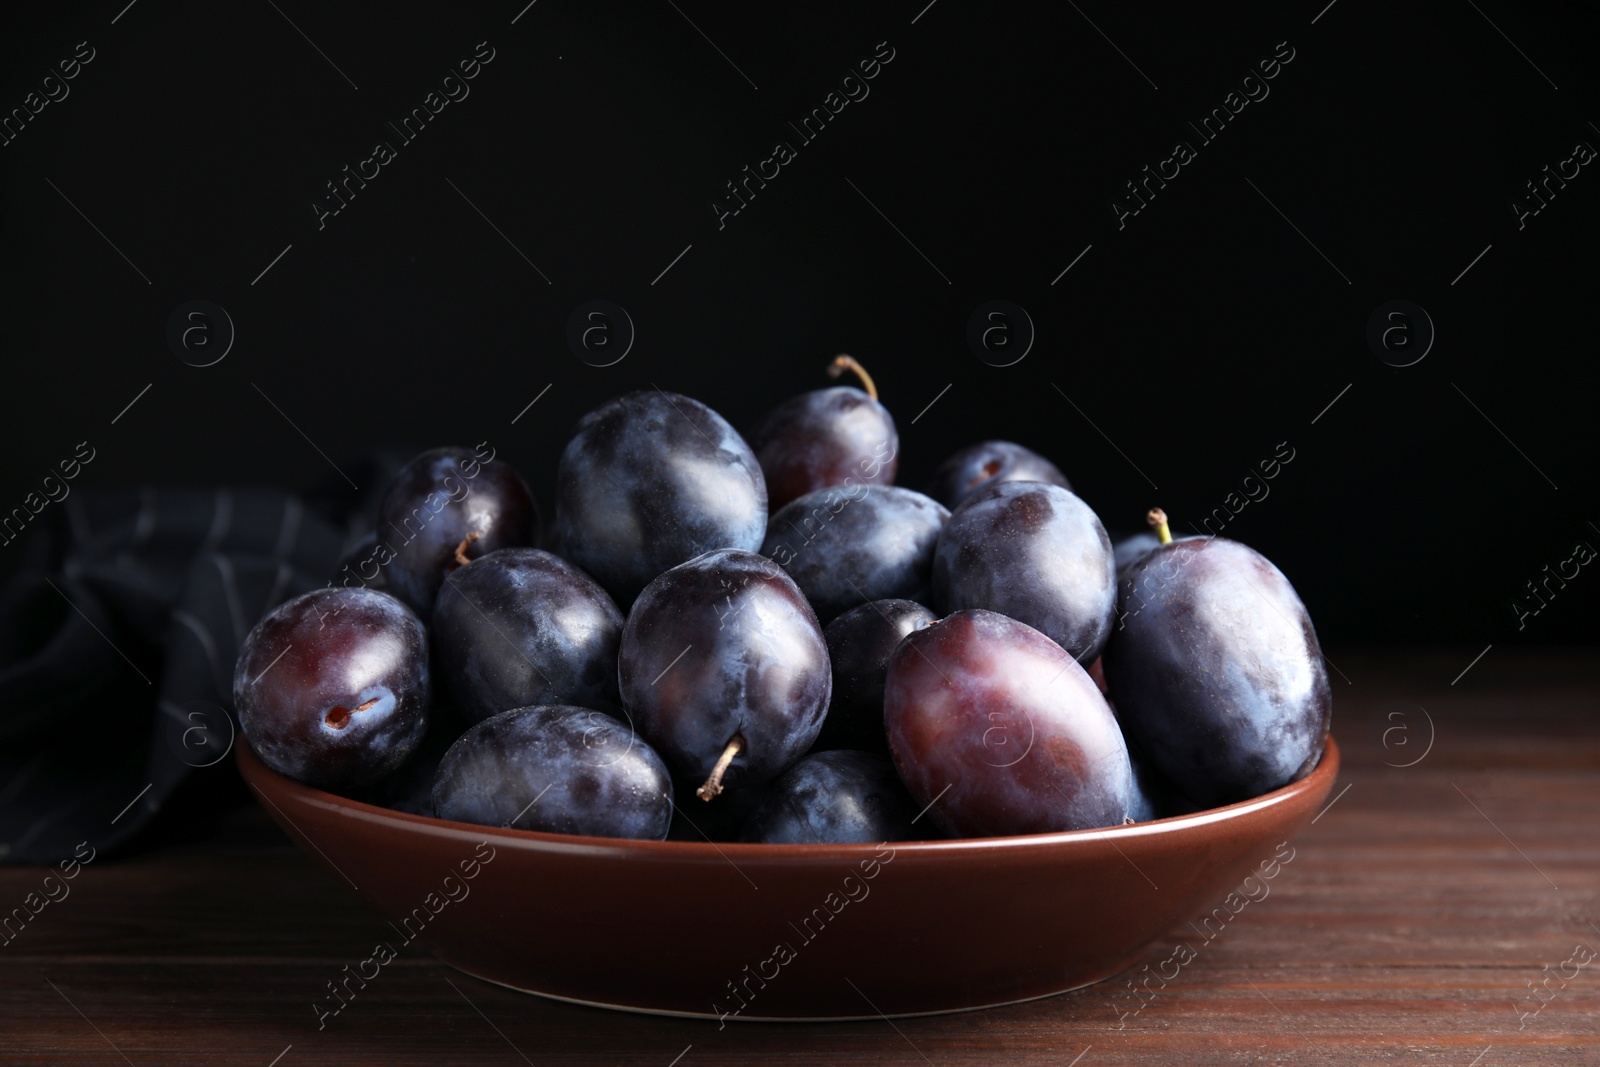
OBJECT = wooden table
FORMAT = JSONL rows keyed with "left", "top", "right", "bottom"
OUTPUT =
{"left": 3, "top": 650, "right": 1596, "bottom": 1065}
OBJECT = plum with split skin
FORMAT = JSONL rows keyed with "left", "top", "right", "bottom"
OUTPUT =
{"left": 234, "top": 587, "right": 431, "bottom": 791}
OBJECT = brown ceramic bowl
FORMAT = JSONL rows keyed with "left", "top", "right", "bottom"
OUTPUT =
{"left": 238, "top": 736, "right": 1338, "bottom": 1020}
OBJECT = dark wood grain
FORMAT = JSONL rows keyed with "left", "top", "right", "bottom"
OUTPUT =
{"left": 3, "top": 649, "right": 1597, "bottom": 1066}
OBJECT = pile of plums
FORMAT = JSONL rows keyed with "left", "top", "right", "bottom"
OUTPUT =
{"left": 233, "top": 358, "right": 1331, "bottom": 844}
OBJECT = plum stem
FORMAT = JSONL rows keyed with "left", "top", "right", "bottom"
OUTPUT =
{"left": 697, "top": 736, "right": 744, "bottom": 801}
{"left": 1147, "top": 507, "right": 1172, "bottom": 545}
{"left": 827, "top": 354, "right": 878, "bottom": 401}
{"left": 453, "top": 531, "right": 482, "bottom": 566}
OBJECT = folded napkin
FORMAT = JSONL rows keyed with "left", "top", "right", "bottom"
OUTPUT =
{"left": 0, "top": 453, "right": 412, "bottom": 865}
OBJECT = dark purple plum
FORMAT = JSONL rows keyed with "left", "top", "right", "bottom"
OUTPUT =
{"left": 233, "top": 588, "right": 430, "bottom": 790}
{"left": 555, "top": 391, "right": 767, "bottom": 607}
{"left": 750, "top": 355, "right": 898, "bottom": 511}
{"left": 378, "top": 446, "right": 539, "bottom": 617}
{"left": 884, "top": 609, "right": 1134, "bottom": 837}
{"left": 433, "top": 705, "right": 671, "bottom": 839}
{"left": 761, "top": 485, "right": 948, "bottom": 623}
{"left": 740, "top": 750, "right": 921, "bottom": 844}
{"left": 932, "top": 481, "right": 1116, "bottom": 663}
{"left": 1113, "top": 530, "right": 1197, "bottom": 574}
{"left": 618, "top": 549, "right": 830, "bottom": 800}
{"left": 816, "top": 599, "right": 938, "bottom": 754}
{"left": 926, "top": 440, "right": 1070, "bottom": 511}
{"left": 432, "top": 548, "right": 624, "bottom": 725}
{"left": 1104, "top": 535, "right": 1331, "bottom": 808}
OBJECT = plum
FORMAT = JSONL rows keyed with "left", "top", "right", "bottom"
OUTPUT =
{"left": 816, "top": 599, "right": 938, "bottom": 754}
{"left": 432, "top": 705, "right": 673, "bottom": 840}
{"left": 740, "top": 750, "right": 921, "bottom": 844}
{"left": 762, "top": 485, "right": 948, "bottom": 623}
{"left": 378, "top": 446, "right": 539, "bottom": 617}
{"left": 750, "top": 355, "right": 899, "bottom": 511}
{"left": 1113, "top": 529, "right": 1197, "bottom": 574}
{"left": 884, "top": 609, "right": 1135, "bottom": 837}
{"left": 233, "top": 588, "right": 430, "bottom": 790}
{"left": 1104, "top": 529, "right": 1331, "bottom": 808}
{"left": 432, "top": 548, "right": 624, "bottom": 725}
{"left": 555, "top": 390, "right": 767, "bottom": 607}
{"left": 926, "top": 440, "right": 1070, "bottom": 510}
{"left": 932, "top": 481, "right": 1116, "bottom": 663}
{"left": 618, "top": 549, "right": 831, "bottom": 800}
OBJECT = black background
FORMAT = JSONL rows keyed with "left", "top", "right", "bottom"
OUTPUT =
{"left": 2, "top": 0, "right": 1596, "bottom": 648}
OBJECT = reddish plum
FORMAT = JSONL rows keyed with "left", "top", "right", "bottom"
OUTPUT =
{"left": 233, "top": 588, "right": 430, "bottom": 790}
{"left": 378, "top": 446, "right": 539, "bottom": 617}
{"left": 884, "top": 609, "right": 1134, "bottom": 836}
{"left": 750, "top": 355, "right": 898, "bottom": 511}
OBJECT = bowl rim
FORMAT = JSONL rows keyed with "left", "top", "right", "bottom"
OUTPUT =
{"left": 238, "top": 733, "right": 1339, "bottom": 860}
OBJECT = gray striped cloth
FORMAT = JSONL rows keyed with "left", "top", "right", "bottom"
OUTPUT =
{"left": 0, "top": 486, "right": 353, "bottom": 865}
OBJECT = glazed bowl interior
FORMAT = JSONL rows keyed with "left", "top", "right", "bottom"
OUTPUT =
{"left": 238, "top": 735, "right": 1339, "bottom": 1020}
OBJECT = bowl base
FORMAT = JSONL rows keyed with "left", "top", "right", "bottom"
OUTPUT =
{"left": 439, "top": 957, "right": 1116, "bottom": 1022}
